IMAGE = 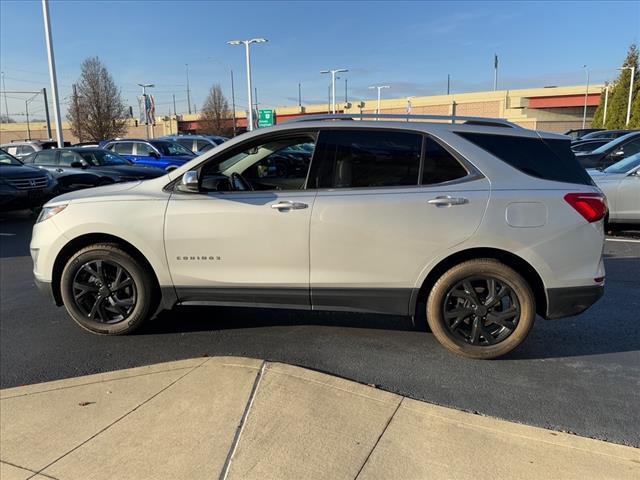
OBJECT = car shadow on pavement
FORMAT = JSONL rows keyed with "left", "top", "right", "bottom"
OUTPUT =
{"left": 0, "top": 212, "right": 34, "bottom": 258}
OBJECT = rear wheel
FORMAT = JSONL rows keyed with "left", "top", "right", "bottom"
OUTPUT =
{"left": 426, "top": 259, "right": 535, "bottom": 359}
{"left": 60, "top": 243, "right": 156, "bottom": 335}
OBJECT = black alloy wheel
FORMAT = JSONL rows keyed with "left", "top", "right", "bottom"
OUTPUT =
{"left": 72, "top": 259, "right": 137, "bottom": 324}
{"left": 443, "top": 276, "right": 520, "bottom": 346}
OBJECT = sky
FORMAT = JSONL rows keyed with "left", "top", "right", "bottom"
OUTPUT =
{"left": 0, "top": 0, "right": 638, "bottom": 121}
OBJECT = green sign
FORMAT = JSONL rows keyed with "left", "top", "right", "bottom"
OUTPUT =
{"left": 258, "top": 109, "right": 276, "bottom": 128}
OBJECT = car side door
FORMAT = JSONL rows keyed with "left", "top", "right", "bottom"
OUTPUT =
{"left": 29, "top": 150, "right": 60, "bottom": 182}
{"left": 133, "top": 142, "right": 164, "bottom": 168}
{"left": 615, "top": 166, "right": 640, "bottom": 222}
{"left": 163, "top": 131, "right": 318, "bottom": 309}
{"left": 56, "top": 150, "right": 98, "bottom": 190}
{"left": 308, "top": 129, "right": 490, "bottom": 316}
{"left": 107, "top": 142, "right": 136, "bottom": 163}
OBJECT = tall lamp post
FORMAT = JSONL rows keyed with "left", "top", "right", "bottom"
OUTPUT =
{"left": 41, "top": 0, "right": 64, "bottom": 147}
{"left": 320, "top": 68, "right": 348, "bottom": 114}
{"left": 369, "top": 85, "right": 390, "bottom": 119}
{"left": 138, "top": 83, "right": 154, "bottom": 139}
{"left": 227, "top": 38, "right": 267, "bottom": 132}
{"left": 619, "top": 66, "right": 636, "bottom": 126}
{"left": 582, "top": 65, "right": 589, "bottom": 129}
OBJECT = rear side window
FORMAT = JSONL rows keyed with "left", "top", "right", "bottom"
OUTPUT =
{"left": 422, "top": 137, "right": 469, "bottom": 185}
{"left": 457, "top": 132, "right": 593, "bottom": 186}
{"left": 34, "top": 150, "right": 57, "bottom": 165}
{"left": 313, "top": 130, "right": 422, "bottom": 188}
{"left": 113, "top": 142, "right": 133, "bottom": 155}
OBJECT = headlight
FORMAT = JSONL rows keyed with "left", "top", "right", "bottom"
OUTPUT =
{"left": 36, "top": 204, "right": 67, "bottom": 223}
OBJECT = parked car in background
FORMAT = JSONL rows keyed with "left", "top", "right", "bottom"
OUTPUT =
{"left": 0, "top": 148, "right": 58, "bottom": 212}
{"left": 161, "top": 135, "right": 229, "bottom": 154}
{"left": 100, "top": 139, "right": 196, "bottom": 171}
{"left": 570, "top": 139, "right": 610, "bottom": 153}
{"left": 577, "top": 129, "right": 638, "bottom": 142}
{"left": 22, "top": 148, "right": 164, "bottom": 193}
{"left": 564, "top": 128, "right": 603, "bottom": 141}
{"left": 588, "top": 153, "right": 640, "bottom": 225}
{"left": 0, "top": 140, "right": 71, "bottom": 160}
{"left": 575, "top": 132, "right": 640, "bottom": 169}
{"left": 72, "top": 142, "right": 101, "bottom": 148}
{"left": 32, "top": 114, "right": 606, "bottom": 360}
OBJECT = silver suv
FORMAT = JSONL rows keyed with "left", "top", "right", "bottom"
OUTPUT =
{"left": 31, "top": 115, "right": 606, "bottom": 359}
{"left": 0, "top": 140, "right": 69, "bottom": 160}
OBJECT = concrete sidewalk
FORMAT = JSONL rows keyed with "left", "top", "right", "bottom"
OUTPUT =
{"left": 1, "top": 357, "right": 638, "bottom": 480}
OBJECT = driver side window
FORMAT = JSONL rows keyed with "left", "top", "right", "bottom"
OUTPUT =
{"left": 200, "top": 135, "right": 316, "bottom": 192}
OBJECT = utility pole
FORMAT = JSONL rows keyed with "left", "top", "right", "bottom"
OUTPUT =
{"left": 25, "top": 99, "right": 31, "bottom": 140}
{"left": 254, "top": 87, "right": 258, "bottom": 113}
{"left": 582, "top": 65, "right": 589, "bottom": 129}
{"left": 603, "top": 83, "right": 609, "bottom": 125}
{"left": 493, "top": 54, "right": 498, "bottom": 91}
{"left": 42, "top": 0, "right": 64, "bottom": 147}
{"left": 230, "top": 69, "right": 237, "bottom": 136}
{"left": 185, "top": 63, "right": 192, "bottom": 114}
{"left": 1, "top": 72, "right": 8, "bottom": 123}
{"left": 298, "top": 82, "right": 302, "bottom": 108}
{"left": 447, "top": 74, "right": 451, "bottom": 95}
{"left": 72, "top": 84, "right": 82, "bottom": 142}
{"left": 320, "top": 68, "right": 348, "bottom": 114}
{"left": 172, "top": 94, "right": 176, "bottom": 116}
{"left": 42, "top": 87, "right": 52, "bottom": 138}
{"left": 328, "top": 85, "right": 331, "bottom": 113}
{"left": 345, "top": 78, "right": 348, "bottom": 104}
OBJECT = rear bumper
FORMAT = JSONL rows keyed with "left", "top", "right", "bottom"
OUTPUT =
{"left": 545, "top": 285, "right": 604, "bottom": 319}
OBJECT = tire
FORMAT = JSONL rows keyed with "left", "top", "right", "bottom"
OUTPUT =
{"left": 60, "top": 243, "right": 156, "bottom": 335}
{"left": 426, "top": 259, "right": 535, "bottom": 359}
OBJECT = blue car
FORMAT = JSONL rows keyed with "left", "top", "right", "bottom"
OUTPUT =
{"left": 100, "top": 139, "right": 196, "bottom": 171}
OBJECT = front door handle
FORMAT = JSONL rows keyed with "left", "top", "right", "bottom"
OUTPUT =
{"left": 427, "top": 196, "right": 469, "bottom": 207}
{"left": 271, "top": 201, "right": 308, "bottom": 210}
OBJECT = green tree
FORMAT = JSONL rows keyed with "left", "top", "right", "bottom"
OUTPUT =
{"left": 592, "top": 43, "right": 639, "bottom": 129}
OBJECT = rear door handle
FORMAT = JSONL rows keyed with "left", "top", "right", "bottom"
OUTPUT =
{"left": 271, "top": 201, "right": 308, "bottom": 210}
{"left": 427, "top": 196, "right": 469, "bottom": 207}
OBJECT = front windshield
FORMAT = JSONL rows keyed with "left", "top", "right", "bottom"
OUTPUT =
{"left": 0, "top": 149, "right": 22, "bottom": 165}
{"left": 77, "top": 150, "right": 131, "bottom": 166}
{"left": 150, "top": 141, "right": 193, "bottom": 156}
{"left": 590, "top": 134, "right": 637, "bottom": 155}
{"left": 603, "top": 153, "right": 640, "bottom": 174}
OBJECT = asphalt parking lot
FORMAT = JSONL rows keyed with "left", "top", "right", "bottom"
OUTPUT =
{"left": 1, "top": 211, "right": 639, "bottom": 448}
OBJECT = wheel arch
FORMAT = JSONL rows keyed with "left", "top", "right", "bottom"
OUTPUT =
{"left": 412, "top": 247, "right": 547, "bottom": 319}
{"left": 51, "top": 233, "right": 171, "bottom": 309}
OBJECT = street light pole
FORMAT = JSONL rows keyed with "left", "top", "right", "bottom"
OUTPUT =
{"left": 231, "top": 70, "right": 237, "bottom": 136}
{"left": 138, "top": 83, "right": 154, "bottom": 139}
{"left": 320, "top": 68, "right": 348, "bottom": 114}
{"left": 41, "top": 0, "right": 64, "bottom": 147}
{"left": 619, "top": 66, "right": 635, "bottom": 126}
{"left": 369, "top": 85, "right": 390, "bottom": 119}
{"left": 227, "top": 38, "right": 267, "bottom": 132}
{"left": 603, "top": 83, "right": 609, "bottom": 125}
{"left": 582, "top": 65, "right": 589, "bottom": 129}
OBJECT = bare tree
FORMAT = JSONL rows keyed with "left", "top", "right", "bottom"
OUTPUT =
{"left": 200, "top": 84, "right": 231, "bottom": 135}
{"left": 67, "top": 57, "right": 128, "bottom": 141}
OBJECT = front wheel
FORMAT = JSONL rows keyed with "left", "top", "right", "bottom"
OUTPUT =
{"left": 60, "top": 243, "right": 156, "bottom": 335}
{"left": 426, "top": 259, "right": 535, "bottom": 359}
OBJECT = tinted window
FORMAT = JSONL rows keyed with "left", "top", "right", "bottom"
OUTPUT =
{"left": 113, "top": 142, "right": 134, "bottom": 155}
{"left": 19, "top": 145, "right": 35, "bottom": 155}
{"left": 177, "top": 138, "right": 195, "bottom": 150}
{"left": 135, "top": 142, "right": 155, "bottom": 155}
{"left": 150, "top": 141, "right": 193, "bottom": 156}
{"left": 313, "top": 130, "right": 422, "bottom": 188}
{"left": 617, "top": 138, "right": 640, "bottom": 157}
{"left": 34, "top": 150, "right": 57, "bottom": 165}
{"left": 59, "top": 150, "right": 82, "bottom": 166}
{"left": 422, "top": 137, "right": 469, "bottom": 184}
{"left": 457, "top": 132, "right": 593, "bottom": 186}
{"left": 195, "top": 139, "right": 211, "bottom": 151}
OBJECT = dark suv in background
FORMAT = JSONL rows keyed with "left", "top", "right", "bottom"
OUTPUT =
{"left": 0, "top": 148, "right": 58, "bottom": 211}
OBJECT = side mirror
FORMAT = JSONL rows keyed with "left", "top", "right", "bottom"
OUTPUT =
{"left": 178, "top": 171, "right": 199, "bottom": 192}
{"left": 613, "top": 150, "right": 624, "bottom": 157}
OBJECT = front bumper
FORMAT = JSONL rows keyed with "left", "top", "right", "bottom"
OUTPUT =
{"left": 34, "top": 277, "right": 59, "bottom": 305}
{"left": 0, "top": 185, "right": 58, "bottom": 212}
{"left": 545, "top": 285, "right": 604, "bottom": 319}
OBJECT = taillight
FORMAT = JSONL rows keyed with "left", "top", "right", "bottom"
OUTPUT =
{"left": 564, "top": 192, "right": 607, "bottom": 223}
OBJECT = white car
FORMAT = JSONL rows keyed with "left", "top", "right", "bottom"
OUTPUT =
{"left": 31, "top": 115, "right": 607, "bottom": 359}
{"left": 588, "top": 153, "right": 640, "bottom": 224}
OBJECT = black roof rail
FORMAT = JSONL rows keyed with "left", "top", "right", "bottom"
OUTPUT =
{"left": 287, "top": 113, "right": 522, "bottom": 129}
